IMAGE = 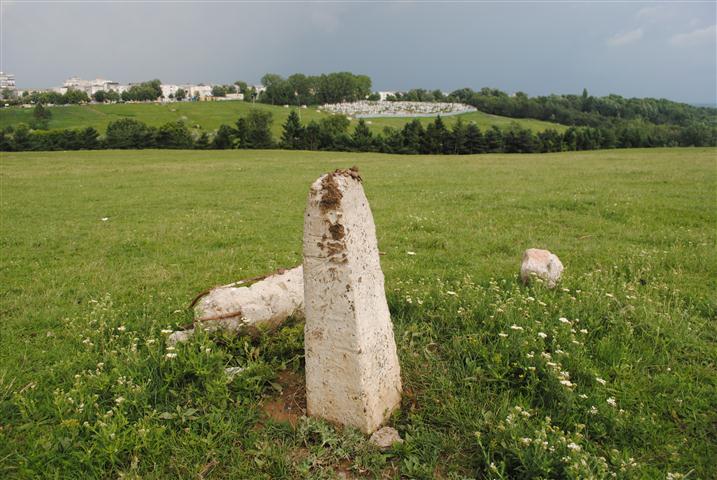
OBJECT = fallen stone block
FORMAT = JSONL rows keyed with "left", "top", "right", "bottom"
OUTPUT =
{"left": 520, "top": 248, "right": 564, "bottom": 288}
{"left": 167, "top": 266, "right": 304, "bottom": 345}
{"left": 303, "top": 167, "right": 402, "bottom": 434}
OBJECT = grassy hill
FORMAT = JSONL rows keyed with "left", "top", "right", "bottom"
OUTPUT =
{"left": 1, "top": 147, "right": 714, "bottom": 478}
{"left": 0, "top": 100, "right": 567, "bottom": 137}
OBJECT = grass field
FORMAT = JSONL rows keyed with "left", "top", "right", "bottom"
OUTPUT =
{"left": 0, "top": 101, "right": 566, "bottom": 137}
{"left": 1, "top": 147, "right": 715, "bottom": 478}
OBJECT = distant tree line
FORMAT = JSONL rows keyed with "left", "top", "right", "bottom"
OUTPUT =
{"left": 119, "top": 80, "right": 163, "bottom": 102}
{"left": 442, "top": 88, "right": 716, "bottom": 129}
{"left": 9, "top": 89, "right": 91, "bottom": 106}
{"left": 3, "top": 108, "right": 715, "bottom": 153}
{"left": 257, "top": 72, "right": 372, "bottom": 106}
{"left": 392, "top": 87, "right": 716, "bottom": 138}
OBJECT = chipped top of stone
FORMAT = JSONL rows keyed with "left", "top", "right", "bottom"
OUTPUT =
{"left": 317, "top": 166, "right": 362, "bottom": 213}
{"left": 333, "top": 166, "right": 362, "bottom": 182}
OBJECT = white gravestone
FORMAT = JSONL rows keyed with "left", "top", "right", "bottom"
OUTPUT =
{"left": 303, "top": 168, "right": 402, "bottom": 434}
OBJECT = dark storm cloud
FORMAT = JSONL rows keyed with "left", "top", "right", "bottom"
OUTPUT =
{"left": 2, "top": 1, "right": 715, "bottom": 103}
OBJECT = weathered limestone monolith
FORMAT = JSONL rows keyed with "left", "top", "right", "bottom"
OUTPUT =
{"left": 303, "top": 168, "right": 402, "bottom": 434}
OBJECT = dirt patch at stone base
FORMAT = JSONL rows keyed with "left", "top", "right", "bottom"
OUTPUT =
{"left": 261, "top": 369, "right": 307, "bottom": 427}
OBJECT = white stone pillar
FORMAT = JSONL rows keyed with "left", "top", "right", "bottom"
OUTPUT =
{"left": 303, "top": 168, "right": 402, "bottom": 434}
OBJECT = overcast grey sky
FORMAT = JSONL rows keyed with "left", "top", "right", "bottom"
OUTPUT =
{"left": 2, "top": 1, "right": 715, "bottom": 103}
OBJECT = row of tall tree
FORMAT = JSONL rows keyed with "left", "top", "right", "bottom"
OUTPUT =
{"left": 9, "top": 89, "right": 90, "bottom": 106}
{"left": 1, "top": 119, "right": 200, "bottom": 151}
{"left": 3, "top": 109, "right": 715, "bottom": 153}
{"left": 258, "top": 72, "right": 372, "bottom": 105}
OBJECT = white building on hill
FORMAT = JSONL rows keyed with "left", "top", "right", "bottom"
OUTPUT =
{"left": 56, "top": 76, "right": 122, "bottom": 96}
{"left": 189, "top": 84, "right": 212, "bottom": 99}
{"left": 160, "top": 83, "right": 220, "bottom": 101}
{"left": 160, "top": 84, "right": 181, "bottom": 100}
{"left": 0, "top": 72, "right": 17, "bottom": 93}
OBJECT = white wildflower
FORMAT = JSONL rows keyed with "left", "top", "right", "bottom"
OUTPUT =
{"left": 446, "top": 290, "right": 457, "bottom": 296}
{"left": 510, "top": 324, "right": 523, "bottom": 331}
{"left": 596, "top": 377, "right": 607, "bottom": 385}
{"left": 559, "top": 317, "right": 571, "bottom": 324}
{"left": 498, "top": 332, "right": 508, "bottom": 338}
{"left": 160, "top": 329, "right": 173, "bottom": 334}
{"left": 538, "top": 332, "right": 548, "bottom": 339}
{"left": 117, "top": 325, "right": 126, "bottom": 332}
{"left": 164, "top": 353, "right": 177, "bottom": 359}
{"left": 406, "top": 251, "right": 416, "bottom": 256}
{"left": 567, "top": 442, "right": 581, "bottom": 452}
{"left": 606, "top": 397, "right": 617, "bottom": 407}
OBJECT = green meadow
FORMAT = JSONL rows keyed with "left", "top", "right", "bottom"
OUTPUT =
{"left": 1, "top": 148, "right": 715, "bottom": 478}
{"left": 0, "top": 101, "right": 566, "bottom": 137}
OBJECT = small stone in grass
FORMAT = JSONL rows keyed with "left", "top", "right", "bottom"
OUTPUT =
{"left": 224, "top": 366, "right": 246, "bottom": 379}
{"left": 520, "top": 248, "right": 564, "bottom": 288}
{"left": 369, "top": 426, "right": 403, "bottom": 449}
